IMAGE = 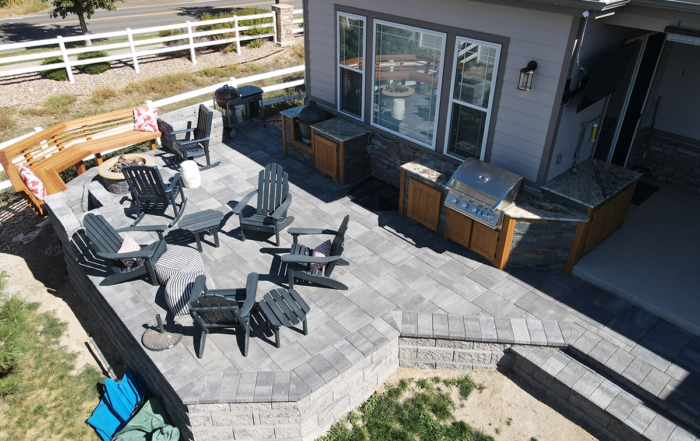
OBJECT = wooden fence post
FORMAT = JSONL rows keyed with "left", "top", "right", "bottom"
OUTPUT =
{"left": 126, "top": 28, "right": 139, "bottom": 74}
{"left": 56, "top": 36, "right": 75, "bottom": 83}
{"left": 186, "top": 21, "right": 197, "bottom": 65}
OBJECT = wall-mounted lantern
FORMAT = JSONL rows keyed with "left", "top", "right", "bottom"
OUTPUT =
{"left": 517, "top": 61, "right": 538, "bottom": 91}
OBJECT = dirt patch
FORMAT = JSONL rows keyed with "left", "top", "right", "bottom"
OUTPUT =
{"left": 0, "top": 200, "right": 126, "bottom": 377}
{"left": 382, "top": 368, "right": 600, "bottom": 441}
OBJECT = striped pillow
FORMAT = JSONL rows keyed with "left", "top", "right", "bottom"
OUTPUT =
{"left": 310, "top": 240, "right": 331, "bottom": 272}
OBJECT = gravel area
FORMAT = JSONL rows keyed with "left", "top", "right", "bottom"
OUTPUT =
{"left": 0, "top": 39, "right": 292, "bottom": 108}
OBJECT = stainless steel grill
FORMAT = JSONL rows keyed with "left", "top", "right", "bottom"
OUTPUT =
{"left": 445, "top": 158, "right": 523, "bottom": 229}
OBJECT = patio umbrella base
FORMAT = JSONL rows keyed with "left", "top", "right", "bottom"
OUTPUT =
{"left": 142, "top": 314, "right": 182, "bottom": 351}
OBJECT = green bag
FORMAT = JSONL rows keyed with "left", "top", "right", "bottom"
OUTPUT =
{"left": 112, "top": 397, "right": 180, "bottom": 441}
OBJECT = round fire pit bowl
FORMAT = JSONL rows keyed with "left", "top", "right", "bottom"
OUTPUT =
{"left": 98, "top": 153, "right": 156, "bottom": 194}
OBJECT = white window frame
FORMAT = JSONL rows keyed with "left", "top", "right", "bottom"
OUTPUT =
{"left": 443, "top": 36, "right": 501, "bottom": 161}
{"left": 337, "top": 12, "right": 366, "bottom": 121}
{"left": 371, "top": 20, "right": 447, "bottom": 150}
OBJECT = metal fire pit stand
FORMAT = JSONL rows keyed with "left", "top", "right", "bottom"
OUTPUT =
{"left": 224, "top": 85, "right": 266, "bottom": 139}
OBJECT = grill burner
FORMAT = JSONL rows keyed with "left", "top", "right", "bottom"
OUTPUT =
{"left": 445, "top": 158, "right": 523, "bottom": 229}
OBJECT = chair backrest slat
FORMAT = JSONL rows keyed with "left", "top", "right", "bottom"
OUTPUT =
{"left": 122, "top": 165, "right": 167, "bottom": 200}
{"left": 326, "top": 215, "right": 350, "bottom": 276}
{"left": 83, "top": 213, "right": 124, "bottom": 255}
{"left": 194, "top": 105, "right": 213, "bottom": 142}
{"left": 256, "top": 163, "right": 289, "bottom": 217}
{"left": 191, "top": 294, "right": 241, "bottom": 328}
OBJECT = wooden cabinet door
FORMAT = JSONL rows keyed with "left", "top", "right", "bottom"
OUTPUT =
{"left": 583, "top": 182, "right": 636, "bottom": 254}
{"left": 407, "top": 178, "right": 442, "bottom": 231}
{"left": 470, "top": 221, "right": 499, "bottom": 261}
{"left": 444, "top": 209, "right": 473, "bottom": 248}
{"left": 315, "top": 135, "right": 338, "bottom": 179}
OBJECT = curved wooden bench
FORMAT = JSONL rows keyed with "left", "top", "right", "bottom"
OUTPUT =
{"left": 0, "top": 106, "right": 161, "bottom": 216}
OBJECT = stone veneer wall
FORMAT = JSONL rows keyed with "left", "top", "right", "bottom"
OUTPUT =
{"left": 187, "top": 342, "right": 399, "bottom": 441}
{"left": 508, "top": 220, "right": 578, "bottom": 272}
{"left": 371, "top": 136, "right": 446, "bottom": 188}
{"left": 399, "top": 337, "right": 515, "bottom": 370}
{"left": 629, "top": 132, "right": 700, "bottom": 193}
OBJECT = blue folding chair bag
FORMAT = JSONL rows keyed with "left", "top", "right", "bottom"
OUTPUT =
{"left": 87, "top": 369, "right": 151, "bottom": 441}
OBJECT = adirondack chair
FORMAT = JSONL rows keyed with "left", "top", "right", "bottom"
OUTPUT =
{"left": 281, "top": 215, "right": 350, "bottom": 290}
{"left": 169, "top": 104, "right": 220, "bottom": 170}
{"left": 82, "top": 213, "right": 168, "bottom": 286}
{"left": 188, "top": 273, "right": 258, "bottom": 358}
{"left": 230, "top": 163, "right": 294, "bottom": 246}
{"left": 122, "top": 165, "right": 187, "bottom": 227}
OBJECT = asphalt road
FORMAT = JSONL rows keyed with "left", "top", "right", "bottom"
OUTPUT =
{"left": 0, "top": 0, "right": 302, "bottom": 46}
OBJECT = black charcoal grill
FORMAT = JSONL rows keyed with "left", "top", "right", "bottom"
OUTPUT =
{"left": 213, "top": 85, "right": 265, "bottom": 138}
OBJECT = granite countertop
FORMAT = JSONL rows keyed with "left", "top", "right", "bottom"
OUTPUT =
{"left": 280, "top": 106, "right": 302, "bottom": 118}
{"left": 310, "top": 117, "right": 371, "bottom": 142}
{"left": 400, "top": 155, "right": 459, "bottom": 187}
{"left": 541, "top": 159, "right": 642, "bottom": 209}
{"left": 504, "top": 194, "right": 589, "bottom": 222}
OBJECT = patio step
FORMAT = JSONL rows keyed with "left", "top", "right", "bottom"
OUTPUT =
{"left": 569, "top": 330, "right": 700, "bottom": 435}
{"left": 512, "top": 346, "right": 698, "bottom": 441}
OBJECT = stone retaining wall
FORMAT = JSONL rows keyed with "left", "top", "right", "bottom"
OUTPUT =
{"left": 398, "top": 337, "right": 515, "bottom": 370}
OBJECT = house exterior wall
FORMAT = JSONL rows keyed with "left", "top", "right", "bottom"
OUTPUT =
{"left": 546, "top": 18, "right": 628, "bottom": 181}
{"left": 305, "top": 0, "right": 575, "bottom": 185}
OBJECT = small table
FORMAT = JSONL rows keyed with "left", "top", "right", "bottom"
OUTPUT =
{"left": 257, "top": 288, "right": 310, "bottom": 348}
{"left": 178, "top": 209, "right": 224, "bottom": 252}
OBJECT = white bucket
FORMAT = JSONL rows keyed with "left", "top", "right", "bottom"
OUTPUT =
{"left": 180, "top": 160, "right": 201, "bottom": 189}
{"left": 392, "top": 98, "right": 406, "bottom": 121}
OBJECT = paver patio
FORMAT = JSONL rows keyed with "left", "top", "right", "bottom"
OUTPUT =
{"left": 48, "top": 120, "right": 700, "bottom": 441}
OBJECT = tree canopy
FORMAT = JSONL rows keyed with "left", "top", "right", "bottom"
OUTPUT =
{"left": 50, "top": 0, "right": 124, "bottom": 36}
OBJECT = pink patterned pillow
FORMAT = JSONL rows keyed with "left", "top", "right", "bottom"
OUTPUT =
{"left": 310, "top": 240, "right": 331, "bottom": 272}
{"left": 133, "top": 107, "right": 158, "bottom": 132}
{"left": 118, "top": 235, "right": 144, "bottom": 268}
{"left": 18, "top": 164, "right": 46, "bottom": 200}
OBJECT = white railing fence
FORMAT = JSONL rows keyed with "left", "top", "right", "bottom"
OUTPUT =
{"left": 0, "top": 65, "right": 305, "bottom": 191}
{"left": 0, "top": 9, "right": 304, "bottom": 83}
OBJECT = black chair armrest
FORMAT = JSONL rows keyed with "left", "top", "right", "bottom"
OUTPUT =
{"left": 188, "top": 275, "right": 209, "bottom": 303}
{"left": 116, "top": 225, "right": 168, "bottom": 240}
{"left": 281, "top": 254, "right": 342, "bottom": 264}
{"left": 230, "top": 190, "right": 258, "bottom": 215}
{"left": 170, "top": 128, "right": 197, "bottom": 136}
{"left": 240, "top": 272, "right": 258, "bottom": 317}
{"left": 97, "top": 248, "right": 156, "bottom": 260}
{"left": 165, "top": 173, "right": 183, "bottom": 193}
{"left": 175, "top": 137, "right": 210, "bottom": 146}
{"left": 288, "top": 228, "right": 338, "bottom": 237}
{"left": 271, "top": 194, "right": 292, "bottom": 220}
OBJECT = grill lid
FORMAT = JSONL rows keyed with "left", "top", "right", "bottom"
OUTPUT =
{"left": 446, "top": 158, "right": 523, "bottom": 209}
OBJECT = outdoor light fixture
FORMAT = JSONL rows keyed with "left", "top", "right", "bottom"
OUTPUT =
{"left": 517, "top": 61, "right": 538, "bottom": 91}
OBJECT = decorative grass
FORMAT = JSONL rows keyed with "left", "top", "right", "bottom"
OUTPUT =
{"left": 0, "top": 272, "right": 104, "bottom": 440}
{"left": 320, "top": 376, "right": 492, "bottom": 441}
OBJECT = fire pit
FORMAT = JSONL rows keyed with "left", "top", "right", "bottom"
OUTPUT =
{"left": 97, "top": 153, "right": 156, "bottom": 194}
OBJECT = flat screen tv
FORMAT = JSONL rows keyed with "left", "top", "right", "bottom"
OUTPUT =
{"left": 576, "top": 41, "right": 639, "bottom": 113}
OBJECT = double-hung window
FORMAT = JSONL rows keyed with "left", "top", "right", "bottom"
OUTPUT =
{"left": 445, "top": 37, "right": 500, "bottom": 160}
{"left": 372, "top": 21, "right": 445, "bottom": 148}
{"left": 337, "top": 13, "right": 366, "bottom": 119}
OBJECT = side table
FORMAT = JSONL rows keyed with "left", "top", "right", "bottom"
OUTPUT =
{"left": 257, "top": 288, "right": 310, "bottom": 348}
{"left": 179, "top": 209, "right": 224, "bottom": 252}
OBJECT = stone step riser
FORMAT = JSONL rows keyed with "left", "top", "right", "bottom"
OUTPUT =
{"left": 512, "top": 348, "right": 698, "bottom": 441}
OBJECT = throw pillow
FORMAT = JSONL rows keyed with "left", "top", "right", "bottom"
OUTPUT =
{"left": 133, "top": 107, "right": 158, "bottom": 132}
{"left": 118, "top": 235, "right": 144, "bottom": 269}
{"left": 18, "top": 164, "right": 46, "bottom": 200}
{"left": 310, "top": 240, "right": 332, "bottom": 272}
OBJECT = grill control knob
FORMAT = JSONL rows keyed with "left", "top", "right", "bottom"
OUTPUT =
{"left": 452, "top": 198, "right": 458, "bottom": 204}
{"left": 461, "top": 203, "right": 467, "bottom": 208}
{"left": 472, "top": 208, "right": 477, "bottom": 213}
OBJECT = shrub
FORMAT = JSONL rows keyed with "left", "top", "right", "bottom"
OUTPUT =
{"left": 199, "top": 8, "right": 273, "bottom": 46}
{"left": 76, "top": 51, "right": 110, "bottom": 75}
{"left": 43, "top": 93, "right": 77, "bottom": 110}
{"left": 40, "top": 56, "right": 69, "bottom": 81}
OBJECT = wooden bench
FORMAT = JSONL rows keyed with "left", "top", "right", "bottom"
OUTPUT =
{"left": 0, "top": 106, "right": 161, "bottom": 216}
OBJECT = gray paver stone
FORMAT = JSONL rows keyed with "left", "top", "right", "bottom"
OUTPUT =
{"left": 643, "top": 414, "right": 677, "bottom": 441}
{"left": 463, "top": 316, "right": 481, "bottom": 340}
{"left": 402, "top": 312, "right": 418, "bottom": 336}
{"left": 448, "top": 314, "right": 466, "bottom": 340}
{"left": 432, "top": 314, "right": 449, "bottom": 338}
{"left": 525, "top": 319, "right": 548, "bottom": 345}
{"left": 606, "top": 391, "right": 641, "bottom": 422}
{"left": 606, "top": 348, "right": 636, "bottom": 375}
{"left": 625, "top": 403, "right": 657, "bottom": 434}
{"left": 417, "top": 313, "right": 433, "bottom": 338}
{"left": 553, "top": 360, "right": 589, "bottom": 399}
{"left": 479, "top": 316, "right": 497, "bottom": 342}
{"left": 542, "top": 320, "right": 565, "bottom": 346}
{"left": 623, "top": 358, "right": 655, "bottom": 386}
{"left": 571, "top": 331, "right": 603, "bottom": 357}
{"left": 571, "top": 370, "right": 604, "bottom": 399}
{"left": 539, "top": 351, "right": 570, "bottom": 378}
{"left": 495, "top": 318, "right": 514, "bottom": 343}
{"left": 668, "top": 426, "right": 697, "bottom": 441}
{"left": 307, "top": 354, "right": 339, "bottom": 384}
{"left": 588, "top": 379, "right": 621, "bottom": 411}
{"left": 510, "top": 318, "right": 530, "bottom": 344}
{"left": 640, "top": 367, "right": 672, "bottom": 397}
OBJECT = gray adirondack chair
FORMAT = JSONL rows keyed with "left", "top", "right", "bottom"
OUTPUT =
{"left": 281, "top": 215, "right": 350, "bottom": 290}
{"left": 122, "top": 165, "right": 187, "bottom": 227}
{"left": 230, "top": 163, "right": 294, "bottom": 246}
{"left": 188, "top": 273, "right": 258, "bottom": 358}
{"left": 169, "top": 104, "right": 220, "bottom": 170}
{"left": 82, "top": 213, "right": 168, "bottom": 286}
